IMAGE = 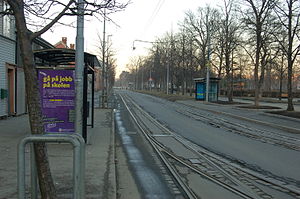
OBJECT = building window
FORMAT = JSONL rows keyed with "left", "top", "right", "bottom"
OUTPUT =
{"left": 2, "top": 1, "right": 15, "bottom": 39}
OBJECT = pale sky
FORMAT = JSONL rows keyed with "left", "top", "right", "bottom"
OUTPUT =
{"left": 42, "top": 0, "right": 221, "bottom": 78}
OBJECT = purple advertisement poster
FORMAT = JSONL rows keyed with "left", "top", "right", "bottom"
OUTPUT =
{"left": 38, "top": 69, "right": 75, "bottom": 133}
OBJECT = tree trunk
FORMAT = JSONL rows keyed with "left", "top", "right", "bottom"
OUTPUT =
{"left": 225, "top": 51, "right": 233, "bottom": 102}
{"left": 190, "top": 68, "right": 193, "bottom": 96}
{"left": 14, "top": 6, "right": 57, "bottom": 198}
{"left": 287, "top": 59, "right": 294, "bottom": 111}
{"left": 254, "top": 24, "right": 262, "bottom": 107}
{"left": 287, "top": 2, "right": 294, "bottom": 111}
{"left": 226, "top": 73, "right": 233, "bottom": 102}
{"left": 279, "top": 72, "right": 283, "bottom": 100}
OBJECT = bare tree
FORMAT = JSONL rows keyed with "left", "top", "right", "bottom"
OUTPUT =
{"left": 184, "top": 6, "right": 220, "bottom": 76}
{"left": 95, "top": 32, "right": 117, "bottom": 94}
{"left": 2, "top": 0, "right": 127, "bottom": 197}
{"left": 127, "top": 56, "right": 143, "bottom": 89}
{"left": 242, "top": 0, "right": 276, "bottom": 107}
{"left": 273, "top": 0, "right": 300, "bottom": 111}
{"left": 273, "top": 51, "right": 288, "bottom": 99}
{"left": 218, "top": 0, "right": 240, "bottom": 102}
{"left": 107, "top": 55, "right": 117, "bottom": 89}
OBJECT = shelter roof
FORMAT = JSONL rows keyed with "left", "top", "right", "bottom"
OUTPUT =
{"left": 194, "top": 77, "right": 221, "bottom": 82}
{"left": 34, "top": 48, "right": 101, "bottom": 68}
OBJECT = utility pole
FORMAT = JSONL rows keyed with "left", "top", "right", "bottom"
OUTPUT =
{"left": 141, "top": 66, "right": 144, "bottom": 90}
{"left": 206, "top": 18, "right": 211, "bottom": 102}
{"left": 135, "top": 64, "right": 137, "bottom": 90}
{"left": 182, "top": 33, "right": 186, "bottom": 95}
{"left": 75, "top": 0, "right": 84, "bottom": 135}
{"left": 105, "top": 34, "right": 110, "bottom": 98}
{"left": 106, "top": 44, "right": 109, "bottom": 97}
{"left": 149, "top": 69, "right": 152, "bottom": 91}
{"left": 167, "top": 54, "right": 170, "bottom": 95}
{"left": 170, "top": 30, "right": 174, "bottom": 94}
{"left": 101, "top": 8, "right": 106, "bottom": 108}
{"left": 133, "top": 39, "right": 173, "bottom": 92}
{"left": 206, "top": 48, "right": 210, "bottom": 102}
{"left": 189, "top": 39, "right": 193, "bottom": 96}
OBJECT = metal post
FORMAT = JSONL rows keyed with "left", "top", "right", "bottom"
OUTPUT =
{"left": 101, "top": 8, "right": 106, "bottom": 108}
{"left": 71, "top": 133, "right": 86, "bottom": 195}
{"left": 170, "top": 30, "right": 174, "bottom": 94}
{"left": 91, "top": 71, "right": 95, "bottom": 128}
{"left": 106, "top": 35, "right": 112, "bottom": 100}
{"left": 82, "top": 65, "right": 88, "bottom": 142}
{"left": 142, "top": 66, "right": 144, "bottom": 90}
{"left": 30, "top": 144, "right": 38, "bottom": 199}
{"left": 75, "top": 0, "right": 85, "bottom": 135}
{"left": 149, "top": 70, "right": 152, "bottom": 91}
{"left": 106, "top": 37, "right": 109, "bottom": 100}
{"left": 206, "top": 66, "right": 210, "bottom": 102}
{"left": 206, "top": 30, "right": 211, "bottom": 102}
{"left": 18, "top": 135, "right": 85, "bottom": 199}
{"left": 167, "top": 60, "right": 170, "bottom": 95}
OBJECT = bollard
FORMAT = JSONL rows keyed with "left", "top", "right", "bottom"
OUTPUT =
{"left": 18, "top": 134, "right": 85, "bottom": 199}
{"left": 30, "top": 144, "right": 38, "bottom": 199}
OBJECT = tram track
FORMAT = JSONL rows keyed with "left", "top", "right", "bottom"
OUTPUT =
{"left": 118, "top": 92, "right": 300, "bottom": 199}
{"left": 174, "top": 104, "right": 300, "bottom": 152}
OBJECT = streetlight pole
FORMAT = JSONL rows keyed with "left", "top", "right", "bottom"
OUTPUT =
{"left": 101, "top": 8, "right": 106, "bottom": 108}
{"left": 106, "top": 34, "right": 112, "bottom": 99}
{"left": 133, "top": 39, "right": 172, "bottom": 94}
{"left": 206, "top": 58, "right": 210, "bottom": 102}
{"left": 75, "top": 0, "right": 84, "bottom": 135}
{"left": 141, "top": 66, "right": 144, "bottom": 90}
{"left": 206, "top": 28, "right": 211, "bottom": 102}
{"left": 167, "top": 58, "right": 170, "bottom": 95}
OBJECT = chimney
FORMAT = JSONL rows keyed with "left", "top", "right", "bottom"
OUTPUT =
{"left": 70, "top": 44, "right": 75, "bottom": 49}
{"left": 62, "top": 37, "right": 67, "bottom": 46}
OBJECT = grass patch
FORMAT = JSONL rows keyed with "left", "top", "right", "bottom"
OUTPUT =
{"left": 136, "top": 90, "right": 194, "bottom": 102}
{"left": 267, "top": 111, "right": 300, "bottom": 119}
{"left": 212, "top": 101, "right": 246, "bottom": 105}
{"left": 237, "top": 105, "right": 281, "bottom": 109}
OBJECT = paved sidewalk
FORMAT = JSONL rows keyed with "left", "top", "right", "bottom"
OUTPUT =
{"left": 0, "top": 108, "right": 116, "bottom": 199}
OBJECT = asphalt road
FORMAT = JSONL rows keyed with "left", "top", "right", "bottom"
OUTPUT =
{"left": 117, "top": 90, "right": 300, "bottom": 187}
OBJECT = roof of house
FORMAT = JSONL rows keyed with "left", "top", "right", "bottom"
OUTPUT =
{"left": 54, "top": 41, "right": 68, "bottom": 48}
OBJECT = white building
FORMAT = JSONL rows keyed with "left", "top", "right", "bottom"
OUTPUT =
{"left": 0, "top": 0, "right": 16, "bottom": 117}
{"left": 0, "top": 0, "right": 53, "bottom": 118}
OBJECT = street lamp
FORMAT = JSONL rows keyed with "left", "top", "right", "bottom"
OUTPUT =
{"left": 132, "top": 39, "right": 172, "bottom": 94}
{"left": 105, "top": 34, "right": 112, "bottom": 97}
{"left": 132, "top": 40, "right": 158, "bottom": 92}
{"left": 75, "top": 0, "right": 84, "bottom": 138}
{"left": 206, "top": 24, "right": 211, "bottom": 102}
{"left": 101, "top": 8, "right": 106, "bottom": 108}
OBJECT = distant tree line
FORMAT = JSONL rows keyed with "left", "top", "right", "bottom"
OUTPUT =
{"left": 124, "top": 0, "right": 300, "bottom": 111}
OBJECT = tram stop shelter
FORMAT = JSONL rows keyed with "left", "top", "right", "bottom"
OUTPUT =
{"left": 194, "top": 77, "right": 220, "bottom": 102}
{"left": 34, "top": 48, "right": 101, "bottom": 142}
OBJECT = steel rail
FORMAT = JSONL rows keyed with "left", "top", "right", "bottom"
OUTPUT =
{"left": 122, "top": 92, "right": 300, "bottom": 197}
{"left": 179, "top": 102, "right": 300, "bottom": 135}
{"left": 122, "top": 93, "right": 258, "bottom": 199}
{"left": 172, "top": 104, "right": 300, "bottom": 152}
{"left": 119, "top": 94, "right": 198, "bottom": 199}
{"left": 120, "top": 93, "right": 257, "bottom": 199}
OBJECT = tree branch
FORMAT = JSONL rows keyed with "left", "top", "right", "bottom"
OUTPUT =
{"left": 30, "top": 0, "right": 74, "bottom": 40}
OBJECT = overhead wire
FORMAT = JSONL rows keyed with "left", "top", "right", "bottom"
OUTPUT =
{"left": 138, "top": 0, "right": 165, "bottom": 38}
